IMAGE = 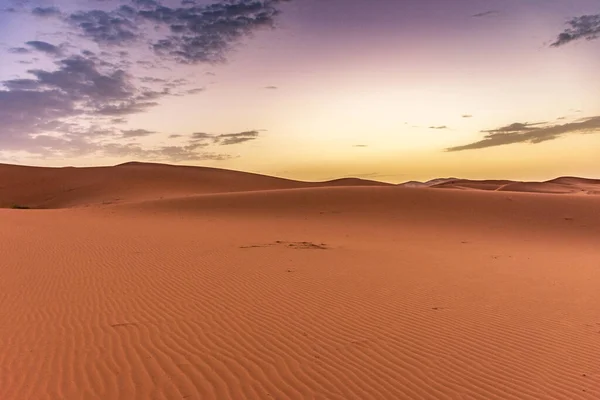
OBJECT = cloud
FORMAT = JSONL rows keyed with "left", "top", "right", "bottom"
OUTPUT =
{"left": 185, "top": 130, "right": 261, "bottom": 145}
{"left": 462, "top": 114, "right": 473, "bottom": 118}
{"left": 96, "top": 142, "right": 230, "bottom": 162}
{"left": 446, "top": 116, "right": 600, "bottom": 151}
{"left": 0, "top": 0, "right": 284, "bottom": 161}
{"left": 353, "top": 144, "right": 368, "bottom": 148}
{"left": 429, "top": 125, "right": 448, "bottom": 130}
{"left": 121, "top": 129, "right": 156, "bottom": 138}
{"left": 551, "top": 14, "right": 600, "bottom": 47}
{"left": 25, "top": 41, "right": 62, "bottom": 56}
{"left": 32, "top": 6, "right": 61, "bottom": 17}
{"left": 8, "top": 47, "right": 31, "bottom": 54}
{"left": 0, "top": 53, "right": 168, "bottom": 153}
{"left": 472, "top": 10, "right": 499, "bottom": 18}
{"left": 140, "top": 77, "right": 167, "bottom": 83}
{"left": 186, "top": 87, "right": 205, "bottom": 94}
{"left": 190, "top": 132, "right": 212, "bottom": 140}
{"left": 265, "top": 85, "right": 278, "bottom": 89}
{"left": 64, "top": 0, "right": 288, "bottom": 64}
{"left": 68, "top": 8, "right": 138, "bottom": 44}
{"left": 96, "top": 101, "right": 159, "bottom": 116}
{"left": 2, "top": 79, "right": 40, "bottom": 90}
{"left": 483, "top": 122, "right": 545, "bottom": 133}
{"left": 214, "top": 130, "right": 260, "bottom": 145}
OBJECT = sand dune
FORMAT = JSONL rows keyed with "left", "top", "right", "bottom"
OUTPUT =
{"left": 2, "top": 162, "right": 598, "bottom": 211}
{"left": 0, "top": 162, "right": 388, "bottom": 209}
{"left": 1, "top": 163, "right": 599, "bottom": 399}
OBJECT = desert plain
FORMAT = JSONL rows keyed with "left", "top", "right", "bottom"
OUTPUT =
{"left": 1, "top": 162, "right": 599, "bottom": 399}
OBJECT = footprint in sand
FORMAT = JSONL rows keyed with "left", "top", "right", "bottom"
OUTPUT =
{"left": 240, "top": 241, "right": 329, "bottom": 250}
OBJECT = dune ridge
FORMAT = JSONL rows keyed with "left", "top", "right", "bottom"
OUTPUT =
{"left": 1, "top": 162, "right": 599, "bottom": 399}
{"left": 2, "top": 163, "right": 599, "bottom": 210}
{"left": 0, "top": 162, "right": 390, "bottom": 209}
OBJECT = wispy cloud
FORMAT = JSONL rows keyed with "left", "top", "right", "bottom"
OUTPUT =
{"left": 121, "top": 129, "right": 156, "bottom": 138}
{"left": 551, "top": 14, "right": 600, "bottom": 47}
{"left": 215, "top": 130, "right": 260, "bottom": 145}
{"left": 26, "top": 41, "right": 62, "bottom": 56}
{"left": 8, "top": 47, "right": 31, "bottom": 54}
{"left": 186, "top": 130, "right": 262, "bottom": 145}
{"left": 31, "top": 6, "right": 61, "bottom": 17}
{"left": 472, "top": 10, "right": 499, "bottom": 18}
{"left": 429, "top": 125, "right": 448, "bottom": 130}
{"left": 447, "top": 116, "right": 600, "bottom": 151}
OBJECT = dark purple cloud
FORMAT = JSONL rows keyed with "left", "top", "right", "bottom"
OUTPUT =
{"left": 66, "top": 0, "right": 288, "bottom": 64}
{"left": 552, "top": 13, "right": 600, "bottom": 47}
{"left": 31, "top": 6, "right": 61, "bottom": 17}
{"left": 26, "top": 41, "right": 62, "bottom": 56}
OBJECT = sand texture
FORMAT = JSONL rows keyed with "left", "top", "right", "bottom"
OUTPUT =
{"left": 1, "top": 163, "right": 599, "bottom": 399}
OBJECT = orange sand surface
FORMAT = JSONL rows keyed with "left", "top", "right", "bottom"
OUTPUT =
{"left": 1, "top": 163, "right": 599, "bottom": 399}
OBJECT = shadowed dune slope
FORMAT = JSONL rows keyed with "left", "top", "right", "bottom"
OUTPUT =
{"left": 0, "top": 162, "right": 389, "bottom": 209}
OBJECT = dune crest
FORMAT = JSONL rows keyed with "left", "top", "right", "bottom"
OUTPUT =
{"left": 0, "top": 162, "right": 388, "bottom": 209}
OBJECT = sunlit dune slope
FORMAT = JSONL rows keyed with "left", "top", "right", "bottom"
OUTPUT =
{"left": 113, "top": 185, "right": 600, "bottom": 243}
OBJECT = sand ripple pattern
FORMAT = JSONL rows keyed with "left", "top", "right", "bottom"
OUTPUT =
{"left": 1, "top": 191, "right": 599, "bottom": 399}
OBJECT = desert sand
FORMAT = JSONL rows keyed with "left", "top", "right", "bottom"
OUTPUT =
{"left": 1, "top": 163, "right": 599, "bottom": 399}
{"left": 407, "top": 177, "right": 600, "bottom": 195}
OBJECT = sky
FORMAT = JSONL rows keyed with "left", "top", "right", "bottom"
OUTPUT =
{"left": 0, "top": 0, "right": 599, "bottom": 183}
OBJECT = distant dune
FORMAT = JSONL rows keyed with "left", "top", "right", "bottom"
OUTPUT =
{"left": 1, "top": 162, "right": 600, "bottom": 399}
{"left": 2, "top": 162, "right": 598, "bottom": 211}
{"left": 401, "top": 176, "right": 600, "bottom": 195}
